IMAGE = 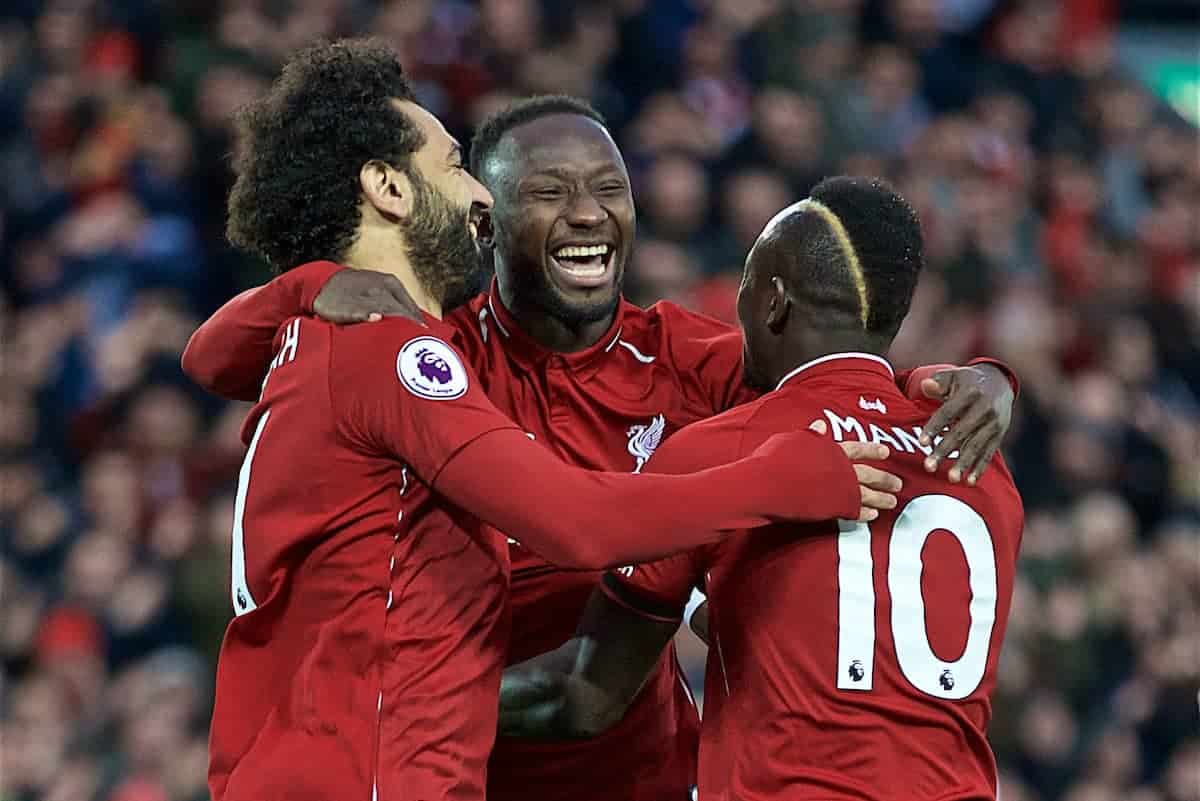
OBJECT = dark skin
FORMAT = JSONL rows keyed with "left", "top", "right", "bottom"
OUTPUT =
{"left": 312, "top": 114, "right": 1013, "bottom": 483}
{"left": 498, "top": 202, "right": 969, "bottom": 738}
{"left": 481, "top": 114, "right": 635, "bottom": 352}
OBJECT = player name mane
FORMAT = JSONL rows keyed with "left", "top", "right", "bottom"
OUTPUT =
{"left": 820, "top": 410, "right": 959, "bottom": 460}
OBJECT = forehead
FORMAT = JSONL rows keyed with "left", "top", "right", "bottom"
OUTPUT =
{"left": 503, "top": 114, "right": 625, "bottom": 177}
{"left": 392, "top": 98, "right": 455, "bottom": 150}
{"left": 746, "top": 203, "right": 808, "bottom": 275}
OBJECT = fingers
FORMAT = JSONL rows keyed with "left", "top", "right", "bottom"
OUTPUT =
{"left": 499, "top": 669, "right": 564, "bottom": 708}
{"left": 315, "top": 304, "right": 379, "bottom": 325}
{"left": 854, "top": 465, "right": 900, "bottom": 521}
{"left": 930, "top": 396, "right": 994, "bottom": 481}
{"left": 384, "top": 275, "right": 424, "bottom": 322}
{"left": 919, "top": 371, "right": 968, "bottom": 445}
{"left": 956, "top": 420, "right": 1003, "bottom": 486}
{"left": 857, "top": 488, "right": 896, "bottom": 521}
{"left": 839, "top": 441, "right": 889, "bottom": 461}
{"left": 854, "top": 464, "right": 903, "bottom": 494}
{"left": 921, "top": 385, "right": 981, "bottom": 471}
{"left": 920, "top": 372, "right": 952, "bottom": 401}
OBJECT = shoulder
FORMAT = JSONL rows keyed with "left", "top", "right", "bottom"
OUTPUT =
{"left": 626, "top": 300, "right": 743, "bottom": 386}
{"left": 738, "top": 386, "right": 838, "bottom": 432}
{"left": 329, "top": 318, "right": 473, "bottom": 399}
{"left": 637, "top": 300, "right": 739, "bottom": 345}
{"left": 328, "top": 315, "right": 433, "bottom": 346}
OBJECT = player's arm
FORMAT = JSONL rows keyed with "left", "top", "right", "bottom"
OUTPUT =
{"left": 499, "top": 583, "right": 684, "bottom": 738}
{"left": 500, "top": 530, "right": 702, "bottom": 740}
{"left": 335, "top": 327, "right": 901, "bottom": 571}
{"left": 181, "top": 263, "right": 418, "bottom": 401}
{"left": 438, "top": 420, "right": 904, "bottom": 569}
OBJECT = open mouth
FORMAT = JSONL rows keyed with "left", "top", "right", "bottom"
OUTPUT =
{"left": 468, "top": 205, "right": 494, "bottom": 248}
{"left": 549, "top": 242, "right": 615, "bottom": 289}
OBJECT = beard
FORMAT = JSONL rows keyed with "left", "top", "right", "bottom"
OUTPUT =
{"left": 533, "top": 278, "right": 621, "bottom": 328}
{"left": 502, "top": 238, "right": 621, "bottom": 329}
{"left": 403, "top": 172, "right": 486, "bottom": 313}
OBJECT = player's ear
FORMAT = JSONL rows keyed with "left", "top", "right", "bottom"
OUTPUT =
{"left": 766, "top": 275, "right": 791, "bottom": 333}
{"left": 360, "top": 160, "right": 414, "bottom": 222}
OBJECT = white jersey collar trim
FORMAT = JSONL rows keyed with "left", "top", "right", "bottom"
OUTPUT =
{"left": 774, "top": 352, "right": 895, "bottom": 392}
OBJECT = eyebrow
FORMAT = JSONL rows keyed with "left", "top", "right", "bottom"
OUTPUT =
{"left": 522, "top": 164, "right": 625, "bottom": 182}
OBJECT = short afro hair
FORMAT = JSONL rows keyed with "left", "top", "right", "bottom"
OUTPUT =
{"left": 804, "top": 176, "right": 923, "bottom": 340}
{"left": 226, "top": 38, "right": 423, "bottom": 272}
{"left": 468, "top": 95, "right": 607, "bottom": 180}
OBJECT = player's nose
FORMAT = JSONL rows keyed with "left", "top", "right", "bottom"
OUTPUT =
{"left": 565, "top": 190, "right": 606, "bottom": 227}
{"left": 466, "top": 171, "right": 494, "bottom": 210}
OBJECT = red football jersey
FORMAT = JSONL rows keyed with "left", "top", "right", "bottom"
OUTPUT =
{"left": 183, "top": 262, "right": 1018, "bottom": 801}
{"left": 606, "top": 354, "right": 1025, "bottom": 801}
{"left": 452, "top": 286, "right": 749, "bottom": 800}
{"left": 206, "top": 304, "right": 875, "bottom": 801}
{"left": 208, "top": 312, "right": 517, "bottom": 801}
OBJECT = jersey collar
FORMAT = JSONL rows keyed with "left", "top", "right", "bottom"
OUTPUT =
{"left": 420, "top": 309, "right": 468, "bottom": 347}
{"left": 481, "top": 277, "right": 630, "bottom": 370}
{"left": 774, "top": 352, "right": 896, "bottom": 392}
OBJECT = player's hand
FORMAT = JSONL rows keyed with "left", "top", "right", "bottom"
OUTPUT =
{"left": 312, "top": 268, "right": 424, "bottom": 324}
{"left": 918, "top": 365, "right": 1014, "bottom": 485}
{"left": 498, "top": 668, "right": 566, "bottom": 737}
{"left": 810, "top": 420, "right": 902, "bottom": 522}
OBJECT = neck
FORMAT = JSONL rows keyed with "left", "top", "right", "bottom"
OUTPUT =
{"left": 765, "top": 330, "right": 886, "bottom": 388}
{"left": 497, "top": 280, "right": 615, "bottom": 353}
{"left": 343, "top": 226, "right": 441, "bottom": 318}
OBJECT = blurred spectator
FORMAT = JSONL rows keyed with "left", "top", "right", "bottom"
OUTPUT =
{"left": 1, "top": 2, "right": 1196, "bottom": 801}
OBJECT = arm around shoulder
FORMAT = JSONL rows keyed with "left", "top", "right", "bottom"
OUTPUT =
{"left": 182, "top": 261, "right": 343, "bottom": 401}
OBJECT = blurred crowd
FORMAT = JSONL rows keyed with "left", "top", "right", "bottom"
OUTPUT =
{"left": 1, "top": 1, "right": 1197, "bottom": 800}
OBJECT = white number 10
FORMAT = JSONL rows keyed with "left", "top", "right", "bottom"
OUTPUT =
{"left": 837, "top": 494, "right": 998, "bottom": 700}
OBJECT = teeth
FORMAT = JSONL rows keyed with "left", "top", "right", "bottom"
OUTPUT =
{"left": 554, "top": 244, "right": 610, "bottom": 259}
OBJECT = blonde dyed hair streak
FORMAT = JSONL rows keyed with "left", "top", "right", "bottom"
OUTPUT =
{"left": 794, "top": 198, "right": 869, "bottom": 328}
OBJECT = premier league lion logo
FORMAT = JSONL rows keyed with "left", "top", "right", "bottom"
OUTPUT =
{"left": 397, "top": 337, "right": 468, "bottom": 400}
{"left": 939, "top": 669, "right": 955, "bottom": 691}
{"left": 416, "top": 348, "right": 452, "bottom": 384}
{"left": 848, "top": 659, "right": 865, "bottom": 682}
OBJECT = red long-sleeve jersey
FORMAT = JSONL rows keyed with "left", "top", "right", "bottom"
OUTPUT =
{"left": 199, "top": 273, "right": 871, "bottom": 801}
{"left": 606, "top": 355, "right": 1026, "bottom": 801}
{"left": 183, "top": 261, "right": 1017, "bottom": 801}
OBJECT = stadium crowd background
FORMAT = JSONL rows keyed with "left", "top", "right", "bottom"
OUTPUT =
{"left": 1, "top": 1, "right": 1197, "bottom": 799}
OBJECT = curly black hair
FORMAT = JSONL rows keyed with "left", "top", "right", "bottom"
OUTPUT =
{"left": 226, "top": 38, "right": 423, "bottom": 273}
{"left": 468, "top": 94, "right": 606, "bottom": 181}
{"left": 809, "top": 176, "right": 923, "bottom": 340}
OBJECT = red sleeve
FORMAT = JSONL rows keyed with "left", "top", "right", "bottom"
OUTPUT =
{"left": 435, "top": 423, "right": 862, "bottom": 571}
{"left": 329, "top": 318, "right": 520, "bottom": 483}
{"left": 181, "top": 261, "right": 343, "bottom": 401}
{"left": 600, "top": 559, "right": 697, "bottom": 623}
{"left": 600, "top": 421, "right": 738, "bottom": 620}
{"left": 896, "top": 358, "right": 1021, "bottom": 401}
{"left": 331, "top": 318, "right": 861, "bottom": 571}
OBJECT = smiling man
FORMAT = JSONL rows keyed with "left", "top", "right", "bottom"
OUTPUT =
{"left": 183, "top": 95, "right": 1018, "bottom": 801}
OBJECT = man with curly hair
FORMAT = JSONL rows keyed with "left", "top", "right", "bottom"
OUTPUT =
{"left": 196, "top": 39, "right": 906, "bottom": 801}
